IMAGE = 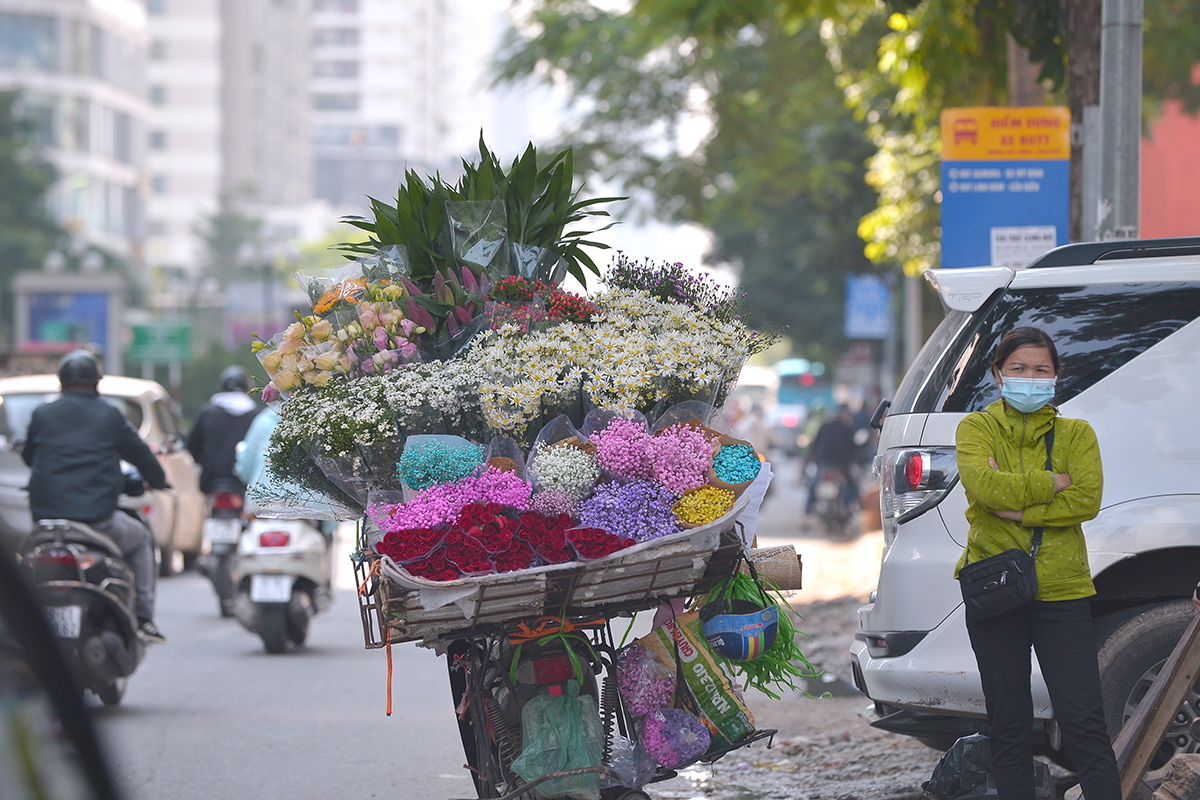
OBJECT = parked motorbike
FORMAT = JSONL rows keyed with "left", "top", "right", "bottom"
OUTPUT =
{"left": 18, "top": 511, "right": 149, "bottom": 706}
{"left": 232, "top": 517, "right": 333, "bottom": 653}
{"left": 201, "top": 479, "right": 245, "bottom": 617}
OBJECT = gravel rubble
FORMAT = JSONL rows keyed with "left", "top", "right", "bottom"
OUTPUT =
{"left": 646, "top": 595, "right": 946, "bottom": 800}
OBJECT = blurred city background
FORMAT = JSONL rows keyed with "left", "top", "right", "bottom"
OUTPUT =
{"left": 0, "top": 0, "right": 1196, "bottom": 428}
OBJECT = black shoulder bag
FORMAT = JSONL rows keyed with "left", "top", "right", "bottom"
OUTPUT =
{"left": 958, "top": 425, "right": 1055, "bottom": 622}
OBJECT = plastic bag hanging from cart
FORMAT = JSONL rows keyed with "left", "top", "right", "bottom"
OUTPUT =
{"left": 922, "top": 734, "right": 1054, "bottom": 800}
{"left": 510, "top": 680, "right": 606, "bottom": 800}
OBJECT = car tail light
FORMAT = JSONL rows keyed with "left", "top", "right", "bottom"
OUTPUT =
{"left": 531, "top": 653, "right": 577, "bottom": 685}
{"left": 877, "top": 447, "right": 959, "bottom": 546}
{"left": 33, "top": 548, "right": 82, "bottom": 582}
{"left": 259, "top": 531, "right": 290, "bottom": 547}
{"left": 213, "top": 492, "right": 243, "bottom": 511}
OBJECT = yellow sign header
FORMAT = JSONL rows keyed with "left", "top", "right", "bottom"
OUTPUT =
{"left": 941, "top": 106, "right": 1071, "bottom": 161}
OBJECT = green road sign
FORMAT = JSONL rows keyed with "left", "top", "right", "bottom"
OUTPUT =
{"left": 129, "top": 321, "right": 191, "bottom": 363}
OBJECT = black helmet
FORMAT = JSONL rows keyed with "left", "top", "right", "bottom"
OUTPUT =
{"left": 219, "top": 365, "right": 250, "bottom": 393}
{"left": 58, "top": 350, "right": 102, "bottom": 387}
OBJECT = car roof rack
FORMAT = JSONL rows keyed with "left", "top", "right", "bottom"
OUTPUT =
{"left": 1027, "top": 236, "right": 1200, "bottom": 268}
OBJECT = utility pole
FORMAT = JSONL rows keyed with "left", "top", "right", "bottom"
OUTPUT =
{"left": 1092, "top": 0, "right": 1142, "bottom": 241}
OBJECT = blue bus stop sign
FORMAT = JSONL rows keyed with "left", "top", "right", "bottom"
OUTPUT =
{"left": 940, "top": 107, "right": 1070, "bottom": 269}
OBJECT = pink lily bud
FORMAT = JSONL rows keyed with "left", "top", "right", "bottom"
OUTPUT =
{"left": 461, "top": 266, "right": 479, "bottom": 294}
{"left": 454, "top": 305, "right": 472, "bottom": 325}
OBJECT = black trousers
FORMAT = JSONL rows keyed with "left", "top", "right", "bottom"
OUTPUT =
{"left": 965, "top": 598, "right": 1121, "bottom": 800}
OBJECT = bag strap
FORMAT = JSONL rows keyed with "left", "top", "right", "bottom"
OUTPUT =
{"left": 1029, "top": 424, "right": 1054, "bottom": 558}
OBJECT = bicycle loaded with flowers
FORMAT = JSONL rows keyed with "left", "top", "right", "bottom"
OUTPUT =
{"left": 250, "top": 138, "right": 814, "bottom": 799}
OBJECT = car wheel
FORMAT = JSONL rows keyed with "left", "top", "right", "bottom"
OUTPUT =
{"left": 1096, "top": 599, "right": 1198, "bottom": 786}
{"left": 95, "top": 677, "right": 126, "bottom": 707}
{"left": 261, "top": 606, "right": 288, "bottom": 654}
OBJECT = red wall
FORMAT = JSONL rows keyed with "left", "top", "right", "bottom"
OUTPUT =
{"left": 1141, "top": 101, "right": 1200, "bottom": 238}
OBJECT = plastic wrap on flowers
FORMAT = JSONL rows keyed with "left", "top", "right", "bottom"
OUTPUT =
{"left": 566, "top": 526, "right": 636, "bottom": 560}
{"left": 442, "top": 528, "right": 495, "bottom": 576}
{"left": 400, "top": 546, "right": 461, "bottom": 582}
{"left": 448, "top": 200, "right": 507, "bottom": 274}
{"left": 308, "top": 442, "right": 372, "bottom": 508}
{"left": 294, "top": 261, "right": 365, "bottom": 313}
{"left": 615, "top": 646, "right": 676, "bottom": 718}
{"left": 518, "top": 511, "right": 575, "bottom": 564}
{"left": 528, "top": 415, "right": 599, "bottom": 502}
{"left": 484, "top": 434, "right": 527, "bottom": 479}
{"left": 651, "top": 400, "right": 731, "bottom": 437}
{"left": 263, "top": 433, "right": 363, "bottom": 516}
{"left": 453, "top": 502, "right": 521, "bottom": 555}
{"left": 640, "top": 708, "right": 711, "bottom": 768}
{"left": 374, "top": 526, "right": 445, "bottom": 563}
{"left": 577, "top": 480, "right": 678, "bottom": 543}
{"left": 511, "top": 243, "right": 569, "bottom": 286}
{"left": 601, "top": 734, "right": 657, "bottom": 792}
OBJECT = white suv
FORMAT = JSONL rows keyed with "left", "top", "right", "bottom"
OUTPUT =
{"left": 850, "top": 236, "right": 1200, "bottom": 778}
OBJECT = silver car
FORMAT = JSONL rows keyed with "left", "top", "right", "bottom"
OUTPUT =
{"left": 0, "top": 374, "right": 206, "bottom": 573}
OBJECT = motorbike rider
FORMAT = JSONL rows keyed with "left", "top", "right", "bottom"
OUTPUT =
{"left": 187, "top": 366, "right": 261, "bottom": 495}
{"left": 22, "top": 351, "right": 169, "bottom": 643}
{"left": 804, "top": 404, "right": 859, "bottom": 518}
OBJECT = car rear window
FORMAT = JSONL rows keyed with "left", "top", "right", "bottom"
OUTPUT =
{"left": 0, "top": 393, "right": 144, "bottom": 440}
{"left": 895, "top": 283, "right": 1200, "bottom": 414}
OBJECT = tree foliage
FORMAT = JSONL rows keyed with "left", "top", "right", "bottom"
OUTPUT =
{"left": 498, "top": 0, "right": 1200, "bottom": 317}
{"left": 496, "top": 2, "right": 881, "bottom": 357}
{"left": 0, "top": 91, "right": 61, "bottom": 304}
{"left": 193, "top": 193, "right": 263, "bottom": 288}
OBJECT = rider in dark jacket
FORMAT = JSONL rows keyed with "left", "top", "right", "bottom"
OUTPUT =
{"left": 186, "top": 366, "right": 261, "bottom": 495}
{"left": 22, "top": 351, "right": 169, "bottom": 642}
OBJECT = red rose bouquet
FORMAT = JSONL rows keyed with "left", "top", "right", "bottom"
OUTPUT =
{"left": 403, "top": 547, "right": 461, "bottom": 582}
{"left": 518, "top": 511, "right": 575, "bottom": 564}
{"left": 443, "top": 528, "right": 495, "bottom": 575}
{"left": 375, "top": 527, "right": 445, "bottom": 563}
{"left": 566, "top": 526, "right": 637, "bottom": 560}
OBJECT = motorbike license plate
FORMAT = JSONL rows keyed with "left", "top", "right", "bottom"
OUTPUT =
{"left": 45, "top": 605, "right": 82, "bottom": 639}
{"left": 250, "top": 574, "right": 293, "bottom": 603}
{"left": 205, "top": 518, "right": 242, "bottom": 545}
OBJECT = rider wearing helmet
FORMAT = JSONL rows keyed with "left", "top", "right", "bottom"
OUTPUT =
{"left": 22, "top": 351, "right": 170, "bottom": 643}
{"left": 186, "top": 366, "right": 261, "bottom": 495}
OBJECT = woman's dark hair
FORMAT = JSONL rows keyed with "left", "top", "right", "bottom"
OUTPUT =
{"left": 991, "top": 326, "right": 1061, "bottom": 375}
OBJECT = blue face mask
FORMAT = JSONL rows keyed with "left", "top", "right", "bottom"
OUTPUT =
{"left": 1000, "top": 376, "right": 1057, "bottom": 413}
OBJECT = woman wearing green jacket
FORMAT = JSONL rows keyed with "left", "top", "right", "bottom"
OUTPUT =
{"left": 955, "top": 326, "right": 1119, "bottom": 800}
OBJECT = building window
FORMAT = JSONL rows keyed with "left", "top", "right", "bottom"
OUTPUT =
{"left": 149, "top": 39, "right": 167, "bottom": 60}
{"left": 152, "top": 175, "right": 168, "bottom": 195}
{"left": 313, "top": 60, "right": 358, "bottom": 78}
{"left": 113, "top": 112, "right": 133, "bottom": 163}
{"left": 312, "top": 28, "right": 359, "bottom": 47}
{"left": 312, "top": 93, "right": 359, "bottom": 111}
{"left": 0, "top": 12, "right": 59, "bottom": 71}
{"left": 149, "top": 85, "right": 167, "bottom": 105}
{"left": 150, "top": 130, "right": 167, "bottom": 150}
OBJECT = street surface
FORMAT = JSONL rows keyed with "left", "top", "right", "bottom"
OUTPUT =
{"left": 94, "top": 457, "right": 887, "bottom": 799}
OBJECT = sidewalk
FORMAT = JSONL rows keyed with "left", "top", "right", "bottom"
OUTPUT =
{"left": 753, "top": 458, "right": 884, "bottom": 602}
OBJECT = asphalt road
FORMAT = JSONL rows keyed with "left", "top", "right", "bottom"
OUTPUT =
{"left": 92, "top": 550, "right": 478, "bottom": 800}
{"left": 92, "top": 457, "right": 885, "bottom": 800}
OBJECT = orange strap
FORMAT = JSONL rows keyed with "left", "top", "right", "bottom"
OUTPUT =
{"left": 508, "top": 614, "right": 607, "bottom": 644}
{"left": 386, "top": 643, "right": 393, "bottom": 716}
{"left": 358, "top": 561, "right": 380, "bottom": 596}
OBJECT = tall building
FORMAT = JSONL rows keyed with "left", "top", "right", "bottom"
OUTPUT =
{"left": 0, "top": 0, "right": 149, "bottom": 262}
{"left": 309, "top": 0, "right": 510, "bottom": 210}
{"left": 144, "top": 0, "right": 312, "bottom": 277}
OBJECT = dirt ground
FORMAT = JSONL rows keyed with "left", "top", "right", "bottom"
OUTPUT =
{"left": 646, "top": 594, "right": 948, "bottom": 800}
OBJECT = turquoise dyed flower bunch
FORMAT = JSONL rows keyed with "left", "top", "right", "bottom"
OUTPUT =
{"left": 397, "top": 440, "right": 484, "bottom": 490}
{"left": 712, "top": 443, "right": 761, "bottom": 484}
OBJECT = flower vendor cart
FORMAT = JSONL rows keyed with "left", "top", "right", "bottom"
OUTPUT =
{"left": 252, "top": 139, "right": 810, "bottom": 800}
